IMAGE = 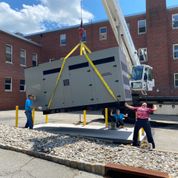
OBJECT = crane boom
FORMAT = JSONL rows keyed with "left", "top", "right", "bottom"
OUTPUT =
{"left": 102, "top": 0, "right": 140, "bottom": 67}
{"left": 102, "top": 0, "right": 155, "bottom": 92}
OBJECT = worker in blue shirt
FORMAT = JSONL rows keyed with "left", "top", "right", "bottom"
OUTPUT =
{"left": 111, "top": 109, "right": 128, "bottom": 128}
{"left": 24, "top": 95, "right": 34, "bottom": 129}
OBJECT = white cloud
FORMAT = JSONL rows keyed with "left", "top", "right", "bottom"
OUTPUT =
{"left": 0, "top": 0, "right": 94, "bottom": 34}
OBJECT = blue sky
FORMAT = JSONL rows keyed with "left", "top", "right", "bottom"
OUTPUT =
{"left": 83, "top": 0, "right": 178, "bottom": 21}
{"left": 0, "top": 0, "right": 178, "bottom": 34}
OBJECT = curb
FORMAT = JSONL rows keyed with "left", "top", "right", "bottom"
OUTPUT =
{"left": 0, "top": 144, "right": 105, "bottom": 175}
{"left": 0, "top": 144, "right": 172, "bottom": 178}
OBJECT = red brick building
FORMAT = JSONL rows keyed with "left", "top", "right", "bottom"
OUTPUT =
{"left": 0, "top": 30, "right": 41, "bottom": 109}
{"left": 0, "top": 0, "right": 178, "bottom": 109}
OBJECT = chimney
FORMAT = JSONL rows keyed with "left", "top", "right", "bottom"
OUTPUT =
{"left": 146, "top": 0, "right": 166, "bottom": 12}
{"left": 146, "top": 0, "right": 167, "bottom": 25}
{"left": 146, "top": 0, "right": 170, "bottom": 96}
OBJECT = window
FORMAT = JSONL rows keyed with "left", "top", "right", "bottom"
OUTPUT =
{"left": 81, "top": 30, "right": 87, "bottom": 42}
{"left": 60, "top": 34, "right": 67, "bottom": 46}
{"left": 4, "top": 78, "right": 12, "bottom": 92}
{"left": 20, "top": 80, "right": 25, "bottom": 91}
{"left": 5, "top": 44, "right": 12, "bottom": 63}
{"left": 173, "top": 44, "right": 178, "bottom": 59}
{"left": 99, "top": 27, "right": 107, "bottom": 40}
{"left": 20, "top": 49, "right": 26, "bottom": 66}
{"left": 172, "top": 14, "right": 178, "bottom": 29}
{"left": 127, "top": 23, "right": 130, "bottom": 30}
{"left": 174, "top": 73, "right": 178, "bottom": 88}
{"left": 138, "top": 20, "right": 146, "bottom": 34}
{"left": 32, "top": 53, "right": 38, "bottom": 66}
{"left": 138, "top": 48, "right": 148, "bottom": 62}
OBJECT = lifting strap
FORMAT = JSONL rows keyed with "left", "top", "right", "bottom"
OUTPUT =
{"left": 47, "top": 43, "right": 80, "bottom": 109}
{"left": 47, "top": 42, "right": 119, "bottom": 109}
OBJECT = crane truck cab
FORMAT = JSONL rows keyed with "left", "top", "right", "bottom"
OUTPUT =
{"left": 131, "top": 65, "right": 154, "bottom": 92}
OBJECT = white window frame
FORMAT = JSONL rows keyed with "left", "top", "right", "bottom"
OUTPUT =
{"left": 32, "top": 53, "right": 38, "bottom": 66}
{"left": 20, "top": 49, "right": 26, "bottom": 66}
{"left": 173, "top": 44, "right": 178, "bottom": 60}
{"left": 4, "top": 77, "right": 12, "bottom": 92}
{"left": 60, "top": 34, "right": 67, "bottom": 46}
{"left": 20, "top": 79, "right": 26, "bottom": 92}
{"left": 138, "top": 48, "right": 148, "bottom": 62}
{"left": 172, "top": 14, "right": 178, "bottom": 29}
{"left": 5, "top": 44, "right": 13, "bottom": 64}
{"left": 127, "top": 23, "right": 130, "bottom": 31}
{"left": 138, "top": 19, "right": 146, "bottom": 35}
{"left": 174, "top": 73, "right": 178, "bottom": 88}
{"left": 99, "top": 26, "right": 107, "bottom": 40}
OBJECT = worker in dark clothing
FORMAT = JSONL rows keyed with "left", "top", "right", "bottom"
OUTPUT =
{"left": 125, "top": 102, "right": 157, "bottom": 149}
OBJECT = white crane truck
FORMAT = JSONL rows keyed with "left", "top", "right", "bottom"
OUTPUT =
{"left": 25, "top": 0, "right": 155, "bottom": 114}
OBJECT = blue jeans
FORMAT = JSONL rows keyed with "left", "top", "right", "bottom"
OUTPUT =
{"left": 25, "top": 111, "right": 33, "bottom": 129}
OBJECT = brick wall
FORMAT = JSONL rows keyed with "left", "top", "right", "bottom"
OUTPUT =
{"left": 1, "top": 0, "right": 178, "bottom": 110}
{"left": 0, "top": 31, "right": 41, "bottom": 109}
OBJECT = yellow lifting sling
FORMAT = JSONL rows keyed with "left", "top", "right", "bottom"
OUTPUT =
{"left": 47, "top": 42, "right": 119, "bottom": 109}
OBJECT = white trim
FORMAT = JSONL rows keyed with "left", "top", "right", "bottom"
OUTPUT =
{"left": 172, "top": 14, "right": 178, "bottom": 29}
{"left": 20, "top": 48, "right": 26, "bottom": 66}
{"left": 60, "top": 34, "right": 67, "bottom": 46}
{"left": 20, "top": 79, "right": 26, "bottom": 92}
{"left": 0, "top": 29, "right": 41, "bottom": 46}
{"left": 99, "top": 26, "right": 107, "bottom": 40}
{"left": 5, "top": 44, "right": 13, "bottom": 63}
{"left": 174, "top": 73, "right": 178, "bottom": 88}
{"left": 4, "top": 77, "right": 12, "bottom": 92}
{"left": 138, "top": 19, "right": 146, "bottom": 35}
{"left": 138, "top": 48, "right": 148, "bottom": 62}
{"left": 173, "top": 44, "right": 178, "bottom": 59}
{"left": 32, "top": 53, "right": 38, "bottom": 66}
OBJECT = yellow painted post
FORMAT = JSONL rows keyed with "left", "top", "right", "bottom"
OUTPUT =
{"left": 45, "top": 115, "right": 48, "bottom": 123}
{"left": 105, "top": 108, "right": 108, "bottom": 128}
{"left": 32, "top": 108, "right": 35, "bottom": 125}
{"left": 83, "top": 110, "right": 87, "bottom": 126}
{"left": 15, "top": 106, "right": 19, "bottom": 127}
{"left": 138, "top": 128, "right": 144, "bottom": 141}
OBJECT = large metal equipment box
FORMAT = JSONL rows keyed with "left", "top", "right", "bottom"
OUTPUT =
{"left": 25, "top": 47, "right": 132, "bottom": 113}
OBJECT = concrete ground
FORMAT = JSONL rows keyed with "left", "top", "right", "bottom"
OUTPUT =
{"left": 0, "top": 148, "right": 102, "bottom": 178}
{"left": 0, "top": 110, "right": 177, "bottom": 152}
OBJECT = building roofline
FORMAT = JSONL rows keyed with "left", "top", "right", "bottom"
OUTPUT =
{"left": 125, "top": 12, "right": 145, "bottom": 18}
{"left": 25, "top": 19, "right": 109, "bottom": 36}
{"left": 167, "top": 5, "right": 178, "bottom": 11}
{"left": 0, "top": 29, "right": 41, "bottom": 47}
{"left": 25, "top": 4, "right": 178, "bottom": 37}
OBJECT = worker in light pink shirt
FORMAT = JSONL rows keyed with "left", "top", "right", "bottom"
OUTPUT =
{"left": 125, "top": 102, "right": 157, "bottom": 149}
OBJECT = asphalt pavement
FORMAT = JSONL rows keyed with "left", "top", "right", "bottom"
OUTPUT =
{"left": 0, "top": 148, "right": 102, "bottom": 178}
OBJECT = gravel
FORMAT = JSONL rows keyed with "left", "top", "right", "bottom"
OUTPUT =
{"left": 0, "top": 124, "right": 177, "bottom": 177}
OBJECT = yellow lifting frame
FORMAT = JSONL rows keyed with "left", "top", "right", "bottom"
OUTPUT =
{"left": 48, "top": 42, "right": 119, "bottom": 109}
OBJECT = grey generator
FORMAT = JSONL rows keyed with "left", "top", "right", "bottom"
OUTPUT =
{"left": 25, "top": 47, "right": 132, "bottom": 114}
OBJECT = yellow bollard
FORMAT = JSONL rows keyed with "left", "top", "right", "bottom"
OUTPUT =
{"left": 83, "top": 110, "right": 87, "bottom": 126}
{"left": 32, "top": 108, "right": 35, "bottom": 125}
{"left": 15, "top": 106, "right": 19, "bottom": 127}
{"left": 105, "top": 108, "right": 108, "bottom": 127}
{"left": 138, "top": 128, "right": 144, "bottom": 141}
{"left": 45, "top": 115, "right": 48, "bottom": 123}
